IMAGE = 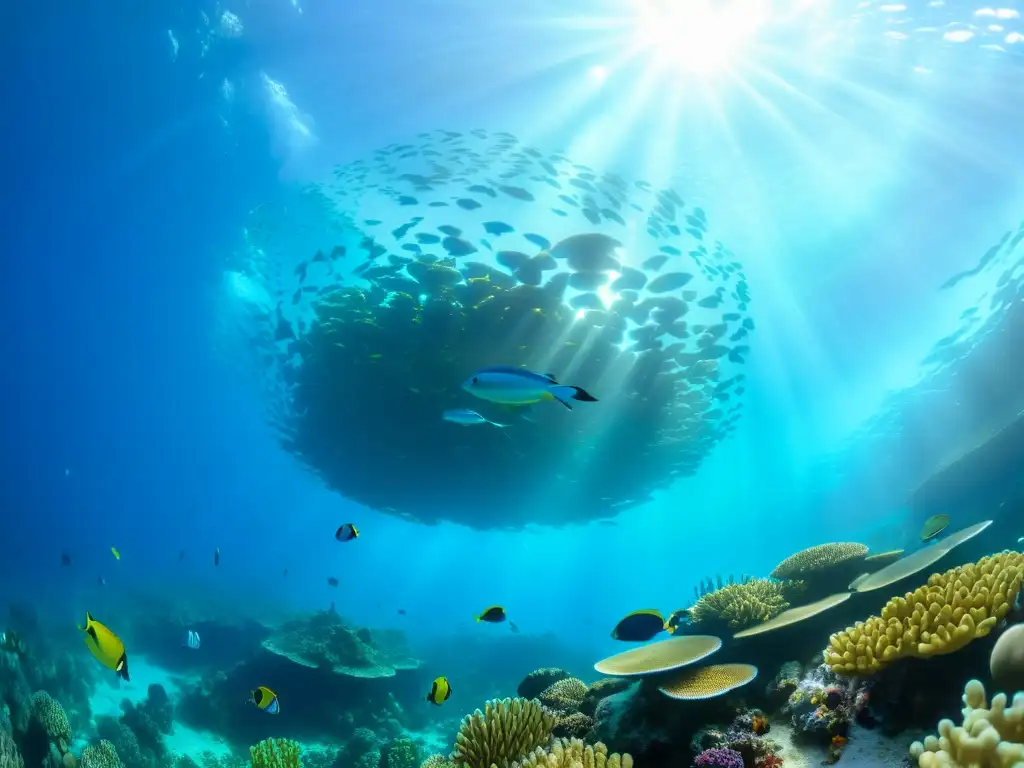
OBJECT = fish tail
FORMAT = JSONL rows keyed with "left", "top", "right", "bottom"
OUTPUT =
{"left": 548, "top": 385, "right": 597, "bottom": 409}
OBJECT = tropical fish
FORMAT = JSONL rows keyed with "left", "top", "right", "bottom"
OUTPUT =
{"left": 80, "top": 613, "right": 130, "bottom": 681}
{"left": 508, "top": 621, "right": 519, "bottom": 634}
{"left": 214, "top": 548, "right": 220, "bottom": 566}
{"left": 251, "top": 686, "right": 279, "bottom": 714}
{"left": 327, "top": 577, "right": 339, "bottom": 587}
{"left": 97, "top": 575, "right": 106, "bottom": 587}
{"left": 426, "top": 676, "right": 451, "bottom": 705}
{"left": 183, "top": 630, "right": 200, "bottom": 650}
{"left": 476, "top": 606, "right": 506, "bottom": 623}
{"left": 611, "top": 609, "right": 665, "bottom": 642}
{"left": 462, "top": 366, "right": 598, "bottom": 411}
{"left": 921, "top": 514, "right": 950, "bottom": 542}
{"left": 335, "top": 524, "right": 359, "bottom": 542}
{"left": 61, "top": 552, "right": 72, "bottom": 566}
{"left": 110, "top": 547, "right": 120, "bottom": 560}
{"left": 442, "top": 408, "right": 509, "bottom": 427}
{"left": 663, "top": 609, "right": 689, "bottom": 635}
{"left": 397, "top": 608, "right": 407, "bottom": 615}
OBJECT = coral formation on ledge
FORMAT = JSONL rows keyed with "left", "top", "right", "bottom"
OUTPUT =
{"left": 771, "top": 543, "right": 868, "bottom": 580}
{"left": 250, "top": 738, "right": 302, "bottom": 768}
{"left": 538, "top": 679, "right": 588, "bottom": 713}
{"left": 826, "top": 551, "right": 1024, "bottom": 675}
{"left": 509, "top": 737, "right": 632, "bottom": 768}
{"left": 909, "top": 678, "right": 1024, "bottom": 766}
{"left": 693, "top": 747, "right": 743, "bottom": 767}
{"left": 452, "top": 698, "right": 556, "bottom": 768}
{"left": 687, "top": 579, "right": 806, "bottom": 633}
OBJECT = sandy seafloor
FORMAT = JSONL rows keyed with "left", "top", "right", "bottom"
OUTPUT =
{"left": 71, "top": 656, "right": 449, "bottom": 763}
{"left": 772, "top": 722, "right": 928, "bottom": 768}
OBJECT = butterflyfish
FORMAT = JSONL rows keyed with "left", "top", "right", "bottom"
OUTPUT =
{"left": 476, "top": 606, "right": 506, "bottom": 623}
{"left": 335, "top": 524, "right": 359, "bottom": 542}
{"left": 611, "top": 609, "right": 665, "bottom": 642}
{"left": 80, "top": 613, "right": 130, "bottom": 681}
{"left": 251, "top": 686, "right": 279, "bottom": 714}
{"left": 462, "top": 366, "right": 598, "bottom": 411}
{"left": 426, "top": 676, "right": 451, "bottom": 705}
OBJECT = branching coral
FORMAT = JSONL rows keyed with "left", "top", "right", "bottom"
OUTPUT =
{"left": 509, "top": 737, "right": 632, "bottom": 768}
{"left": 452, "top": 698, "right": 556, "bottom": 768}
{"left": 771, "top": 543, "right": 868, "bottom": 580}
{"left": 250, "top": 739, "right": 302, "bottom": 768}
{"left": 909, "top": 679, "right": 1024, "bottom": 767}
{"left": 826, "top": 551, "right": 1024, "bottom": 675}
{"left": 80, "top": 742, "right": 123, "bottom": 768}
{"left": 688, "top": 578, "right": 806, "bottom": 631}
{"left": 538, "top": 679, "right": 587, "bottom": 713}
{"left": 1, "top": 727, "right": 24, "bottom": 768}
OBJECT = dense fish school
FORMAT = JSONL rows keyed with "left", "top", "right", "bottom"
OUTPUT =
{"left": 237, "top": 129, "right": 757, "bottom": 528}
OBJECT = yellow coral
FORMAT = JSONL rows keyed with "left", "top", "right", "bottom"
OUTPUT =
{"left": 250, "top": 738, "right": 302, "bottom": 768}
{"left": 510, "top": 738, "right": 633, "bottom": 768}
{"left": 452, "top": 698, "right": 556, "bottom": 768}
{"left": 909, "top": 679, "right": 1024, "bottom": 766}
{"left": 689, "top": 578, "right": 806, "bottom": 631}
{"left": 826, "top": 551, "right": 1024, "bottom": 676}
{"left": 538, "top": 678, "right": 587, "bottom": 712}
{"left": 771, "top": 543, "right": 868, "bottom": 580}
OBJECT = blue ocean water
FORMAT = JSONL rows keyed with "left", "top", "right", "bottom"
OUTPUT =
{"left": 2, "top": 1, "right": 1023, "bottom": 759}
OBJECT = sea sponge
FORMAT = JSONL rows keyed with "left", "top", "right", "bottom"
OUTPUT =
{"left": 509, "top": 737, "right": 632, "bottom": 768}
{"left": 517, "top": 669, "right": 570, "bottom": 700}
{"left": 771, "top": 543, "right": 868, "bottom": 580}
{"left": 538, "top": 679, "right": 587, "bottom": 713}
{"left": 30, "top": 692, "right": 72, "bottom": 752}
{"left": 452, "top": 698, "right": 556, "bottom": 768}
{"left": 658, "top": 664, "right": 758, "bottom": 700}
{"left": 250, "top": 738, "right": 302, "bottom": 768}
{"left": 909, "top": 679, "right": 1024, "bottom": 767}
{"left": 688, "top": 578, "right": 806, "bottom": 631}
{"left": 80, "top": 742, "right": 121, "bottom": 768}
{"left": 826, "top": 551, "right": 1024, "bottom": 675}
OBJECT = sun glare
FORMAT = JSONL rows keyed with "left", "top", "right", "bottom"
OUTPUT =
{"left": 630, "top": 0, "right": 769, "bottom": 73}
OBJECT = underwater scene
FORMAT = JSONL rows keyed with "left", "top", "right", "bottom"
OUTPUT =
{"left": 4, "top": 1, "right": 1024, "bottom": 768}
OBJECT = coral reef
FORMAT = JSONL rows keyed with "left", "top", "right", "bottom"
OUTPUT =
{"left": 250, "top": 738, "right": 302, "bottom": 768}
{"left": 826, "top": 550, "right": 1024, "bottom": 675}
{"left": 732, "top": 593, "right": 851, "bottom": 640}
{"left": 782, "top": 664, "right": 864, "bottom": 743}
{"left": 689, "top": 712, "right": 781, "bottom": 768}
{"left": 693, "top": 748, "right": 743, "bottom": 767}
{"left": 552, "top": 713, "right": 594, "bottom": 740}
{"left": 594, "top": 636, "right": 722, "bottom": 677}
{"left": 80, "top": 742, "right": 124, "bottom": 768}
{"left": 771, "top": 543, "right": 868, "bottom": 580}
{"left": 419, "top": 757, "right": 454, "bottom": 768}
{"left": 30, "top": 692, "right": 72, "bottom": 752}
{"left": 659, "top": 665, "right": 758, "bottom": 701}
{"left": 909, "top": 678, "right": 1024, "bottom": 766}
{"left": 763, "top": 662, "right": 801, "bottom": 711}
{"left": 382, "top": 738, "right": 419, "bottom": 768}
{"left": 686, "top": 579, "right": 806, "bottom": 633}
{"left": 517, "top": 670, "right": 570, "bottom": 701}
{"left": 452, "top": 698, "right": 556, "bottom": 768}
{"left": 262, "top": 611, "right": 419, "bottom": 678}
{"left": 579, "top": 680, "right": 633, "bottom": 718}
{"left": 509, "top": 737, "right": 632, "bottom": 768}
{"left": 1, "top": 726, "right": 24, "bottom": 768}
{"left": 538, "top": 679, "right": 587, "bottom": 713}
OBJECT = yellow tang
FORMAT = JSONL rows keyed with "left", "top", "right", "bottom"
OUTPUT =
{"left": 80, "top": 613, "right": 130, "bottom": 681}
{"left": 251, "top": 686, "right": 280, "bottom": 714}
{"left": 111, "top": 547, "right": 120, "bottom": 560}
{"left": 426, "top": 676, "right": 451, "bottom": 705}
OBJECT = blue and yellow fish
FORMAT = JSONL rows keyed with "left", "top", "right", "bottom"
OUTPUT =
{"left": 611, "top": 609, "right": 665, "bottom": 642}
{"left": 80, "top": 613, "right": 130, "bottom": 681}
{"left": 462, "top": 366, "right": 597, "bottom": 411}
{"left": 251, "top": 686, "right": 279, "bottom": 714}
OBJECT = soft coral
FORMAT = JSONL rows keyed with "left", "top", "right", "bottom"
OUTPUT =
{"left": 756, "top": 755, "right": 784, "bottom": 768}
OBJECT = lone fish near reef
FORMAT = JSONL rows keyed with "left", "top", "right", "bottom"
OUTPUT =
{"left": 251, "top": 686, "right": 279, "bottom": 714}
{"left": 611, "top": 609, "right": 666, "bottom": 642}
{"left": 462, "top": 366, "right": 598, "bottom": 411}
{"left": 426, "top": 676, "right": 451, "bottom": 705}
{"left": 442, "top": 408, "right": 509, "bottom": 428}
{"left": 80, "top": 613, "right": 130, "bottom": 681}
{"left": 476, "top": 606, "right": 506, "bottom": 623}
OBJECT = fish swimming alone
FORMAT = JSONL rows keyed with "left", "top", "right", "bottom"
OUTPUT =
{"left": 183, "top": 630, "right": 200, "bottom": 650}
{"left": 327, "top": 577, "right": 339, "bottom": 588}
{"left": 335, "top": 523, "right": 359, "bottom": 542}
{"left": 110, "top": 547, "right": 120, "bottom": 560}
{"left": 611, "top": 609, "right": 666, "bottom": 642}
{"left": 442, "top": 408, "right": 509, "bottom": 428}
{"left": 80, "top": 613, "right": 130, "bottom": 681}
{"left": 251, "top": 686, "right": 279, "bottom": 714}
{"left": 462, "top": 366, "right": 598, "bottom": 411}
{"left": 476, "top": 606, "right": 506, "bottom": 623}
{"left": 426, "top": 676, "right": 451, "bottom": 705}
{"left": 214, "top": 548, "right": 220, "bottom": 566}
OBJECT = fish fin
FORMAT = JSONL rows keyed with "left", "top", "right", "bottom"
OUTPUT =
{"left": 86, "top": 611, "right": 94, "bottom": 624}
{"left": 544, "top": 373, "right": 558, "bottom": 382}
{"left": 445, "top": 683, "right": 452, "bottom": 700}
{"left": 547, "top": 389, "right": 573, "bottom": 410}
{"left": 86, "top": 625, "right": 99, "bottom": 644}
{"left": 116, "top": 654, "right": 130, "bottom": 681}
{"left": 475, "top": 616, "right": 481, "bottom": 622}
{"left": 352, "top": 526, "right": 359, "bottom": 538}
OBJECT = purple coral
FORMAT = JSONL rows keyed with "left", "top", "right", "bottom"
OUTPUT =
{"left": 694, "top": 747, "right": 744, "bottom": 767}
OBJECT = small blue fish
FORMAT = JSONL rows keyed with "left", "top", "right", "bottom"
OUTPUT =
{"left": 183, "top": 630, "right": 200, "bottom": 650}
{"left": 442, "top": 408, "right": 509, "bottom": 428}
{"left": 462, "top": 366, "right": 598, "bottom": 411}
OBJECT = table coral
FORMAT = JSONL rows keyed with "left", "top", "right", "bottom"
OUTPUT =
{"left": 909, "top": 678, "right": 1024, "bottom": 767}
{"left": 826, "top": 551, "right": 1024, "bottom": 675}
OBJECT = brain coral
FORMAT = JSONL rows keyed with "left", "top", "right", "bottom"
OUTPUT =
{"left": 80, "top": 742, "right": 122, "bottom": 768}
{"left": 771, "top": 543, "right": 868, "bottom": 580}
{"left": 509, "top": 738, "right": 632, "bottom": 768}
{"left": 826, "top": 550, "right": 1024, "bottom": 675}
{"left": 452, "top": 698, "right": 556, "bottom": 768}
{"left": 688, "top": 578, "right": 806, "bottom": 631}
